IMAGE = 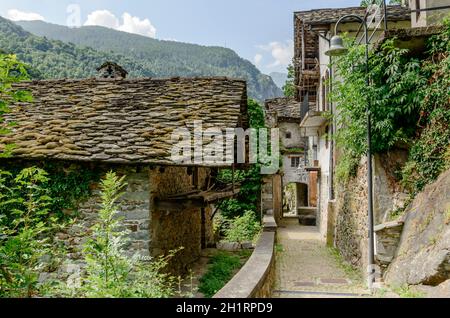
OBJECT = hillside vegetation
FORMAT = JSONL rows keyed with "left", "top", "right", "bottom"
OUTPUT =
{"left": 4, "top": 19, "right": 281, "bottom": 101}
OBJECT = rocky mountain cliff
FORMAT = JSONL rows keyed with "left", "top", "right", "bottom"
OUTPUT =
{"left": 385, "top": 169, "right": 450, "bottom": 297}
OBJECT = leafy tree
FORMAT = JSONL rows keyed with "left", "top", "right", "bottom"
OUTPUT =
{"left": 282, "top": 64, "right": 295, "bottom": 97}
{"left": 400, "top": 18, "right": 450, "bottom": 194}
{"left": 0, "top": 53, "right": 32, "bottom": 157}
{"left": 332, "top": 19, "right": 450, "bottom": 196}
{"left": 0, "top": 168, "right": 59, "bottom": 298}
{"left": 217, "top": 99, "right": 265, "bottom": 219}
{"left": 224, "top": 211, "right": 261, "bottom": 244}
{"left": 331, "top": 37, "right": 426, "bottom": 181}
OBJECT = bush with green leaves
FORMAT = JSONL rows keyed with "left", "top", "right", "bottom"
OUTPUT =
{"left": 332, "top": 37, "right": 425, "bottom": 181}
{"left": 0, "top": 53, "right": 33, "bottom": 157}
{"left": 332, "top": 20, "right": 449, "bottom": 190}
{"left": 0, "top": 167, "right": 61, "bottom": 298}
{"left": 217, "top": 99, "right": 265, "bottom": 219}
{"left": 198, "top": 252, "right": 241, "bottom": 298}
{"left": 224, "top": 210, "right": 261, "bottom": 244}
{"left": 51, "top": 171, "right": 178, "bottom": 298}
{"left": 283, "top": 64, "right": 295, "bottom": 97}
{"left": 400, "top": 20, "right": 450, "bottom": 194}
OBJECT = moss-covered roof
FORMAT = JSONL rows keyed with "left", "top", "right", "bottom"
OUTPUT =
{"left": 294, "top": 5, "right": 410, "bottom": 26}
{"left": 265, "top": 97, "right": 301, "bottom": 120}
{"left": 1, "top": 77, "right": 248, "bottom": 165}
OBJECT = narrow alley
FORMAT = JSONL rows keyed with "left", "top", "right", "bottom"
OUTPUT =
{"left": 273, "top": 218, "right": 369, "bottom": 298}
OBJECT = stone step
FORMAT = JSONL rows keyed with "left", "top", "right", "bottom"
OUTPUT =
{"left": 298, "top": 207, "right": 317, "bottom": 217}
{"left": 299, "top": 215, "right": 316, "bottom": 226}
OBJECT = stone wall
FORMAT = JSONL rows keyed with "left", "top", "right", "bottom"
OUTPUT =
{"left": 214, "top": 231, "right": 276, "bottom": 298}
{"left": 43, "top": 163, "right": 215, "bottom": 280}
{"left": 335, "top": 158, "right": 369, "bottom": 271}
{"left": 48, "top": 165, "right": 152, "bottom": 281}
{"left": 334, "top": 149, "right": 408, "bottom": 275}
{"left": 279, "top": 122, "right": 305, "bottom": 150}
{"left": 150, "top": 166, "right": 214, "bottom": 274}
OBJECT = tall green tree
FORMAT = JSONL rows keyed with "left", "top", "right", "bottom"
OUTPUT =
{"left": 0, "top": 54, "right": 32, "bottom": 157}
{"left": 282, "top": 64, "right": 295, "bottom": 97}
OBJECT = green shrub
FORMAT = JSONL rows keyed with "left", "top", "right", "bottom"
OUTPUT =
{"left": 332, "top": 19, "right": 450, "bottom": 189}
{"left": 0, "top": 167, "right": 62, "bottom": 298}
{"left": 224, "top": 210, "right": 261, "bottom": 244}
{"left": 50, "top": 171, "right": 178, "bottom": 298}
{"left": 0, "top": 53, "right": 32, "bottom": 158}
{"left": 198, "top": 253, "right": 241, "bottom": 298}
{"left": 332, "top": 37, "right": 425, "bottom": 182}
{"left": 217, "top": 99, "right": 265, "bottom": 220}
{"left": 400, "top": 20, "right": 450, "bottom": 194}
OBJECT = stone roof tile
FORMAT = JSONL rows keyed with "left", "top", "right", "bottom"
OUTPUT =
{"left": 1, "top": 77, "right": 248, "bottom": 166}
{"left": 265, "top": 97, "right": 301, "bottom": 120}
{"left": 295, "top": 5, "right": 410, "bottom": 25}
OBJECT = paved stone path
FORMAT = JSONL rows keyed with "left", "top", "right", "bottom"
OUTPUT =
{"left": 273, "top": 218, "right": 370, "bottom": 298}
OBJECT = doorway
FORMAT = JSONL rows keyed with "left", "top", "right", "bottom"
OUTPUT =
{"left": 283, "top": 183, "right": 308, "bottom": 217}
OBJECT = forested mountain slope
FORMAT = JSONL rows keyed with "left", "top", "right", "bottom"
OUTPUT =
{"left": 8, "top": 19, "right": 281, "bottom": 101}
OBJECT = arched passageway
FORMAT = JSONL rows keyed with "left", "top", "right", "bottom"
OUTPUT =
{"left": 282, "top": 182, "right": 308, "bottom": 217}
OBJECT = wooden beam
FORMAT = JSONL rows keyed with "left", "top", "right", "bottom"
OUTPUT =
{"left": 154, "top": 198, "right": 205, "bottom": 210}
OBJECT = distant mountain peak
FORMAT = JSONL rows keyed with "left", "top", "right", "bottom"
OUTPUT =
{"left": 269, "top": 72, "right": 288, "bottom": 90}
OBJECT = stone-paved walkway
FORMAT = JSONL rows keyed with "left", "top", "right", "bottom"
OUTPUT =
{"left": 273, "top": 218, "right": 370, "bottom": 298}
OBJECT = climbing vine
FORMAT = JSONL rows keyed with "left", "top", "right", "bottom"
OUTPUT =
{"left": 400, "top": 20, "right": 450, "bottom": 194}
{"left": 0, "top": 162, "right": 100, "bottom": 220}
{"left": 331, "top": 19, "right": 450, "bottom": 191}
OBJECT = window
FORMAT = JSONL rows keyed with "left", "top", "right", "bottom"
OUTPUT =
{"left": 286, "top": 131, "right": 292, "bottom": 139}
{"left": 321, "top": 80, "right": 326, "bottom": 112}
{"left": 291, "top": 157, "right": 300, "bottom": 168}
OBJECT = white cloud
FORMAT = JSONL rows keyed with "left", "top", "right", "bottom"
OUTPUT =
{"left": 257, "top": 40, "right": 294, "bottom": 69}
{"left": 83, "top": 10, "right": 156, "bottom": 38}
{"left": 5, "top": 9, "right": 45, "bottom": 21}
{"left": 118, "top": 12, "right": 156, "bottom": 38}
{"left": 84, "top": 10, "right": 119, "bottom": 29}
{"left": 253, "top": 54, "right": 263, "bottom": 66}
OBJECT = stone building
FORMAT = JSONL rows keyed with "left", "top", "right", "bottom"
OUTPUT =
{"left": 0, "top": 65, "right": 249, "bottom": 274}
{"left": 293, "top": 3, "right": 449, "bottom": 280}
{"left": 408, "top": 0, "right": 450, "bottom": 28}
{"left": 293, "top": 5, "right": 411, "bottom": 244}
{"left": 264, "top": 98, "right": 310, "bottom": 223}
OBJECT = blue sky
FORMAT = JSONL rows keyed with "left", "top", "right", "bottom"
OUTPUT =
{"left": 0, "top": 0, "right": 361, "bottom": 74}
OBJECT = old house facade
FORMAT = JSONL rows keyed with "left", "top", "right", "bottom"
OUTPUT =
{"left": 1, "top": 66, "right": 249, "bottom": 275}
{"left": 293, "top": 5, "right": 411, "bottom": 245}
{"left": 264, "top": 98, "right": 310, "bottom": 223}
{"left": 292, "top": 2, "right": 449, "bottom": 281}
{"left": 409, "top": 0, "right": 450, "bottom": 28}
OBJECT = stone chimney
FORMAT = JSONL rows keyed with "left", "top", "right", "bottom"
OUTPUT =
{"left": 96, "top": 62, "right": 128, "bottom": 80}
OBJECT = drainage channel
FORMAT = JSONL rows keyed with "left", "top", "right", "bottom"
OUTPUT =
{"left": 273, "top": 290, "right": 370, "bottom": 297}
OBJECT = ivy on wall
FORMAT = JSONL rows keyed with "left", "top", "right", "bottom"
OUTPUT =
{"left": 0, "top": 161, "right": 100, "bottom": 220}
{"left": 331, "top": 19, "right": 450, "bottom": 194}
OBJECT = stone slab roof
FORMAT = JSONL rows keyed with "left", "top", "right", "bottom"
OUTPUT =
{"left": 1, "top": 77, "right": 248, "bottom": 166}
{"left": 374, "top": 25, "right": 444, "bottom": 50}
{"left": 295, "top": 5, "right": 410, "bottom": 25}
{"left": 265, "top": 97, "right": 301, "bottom": 120}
